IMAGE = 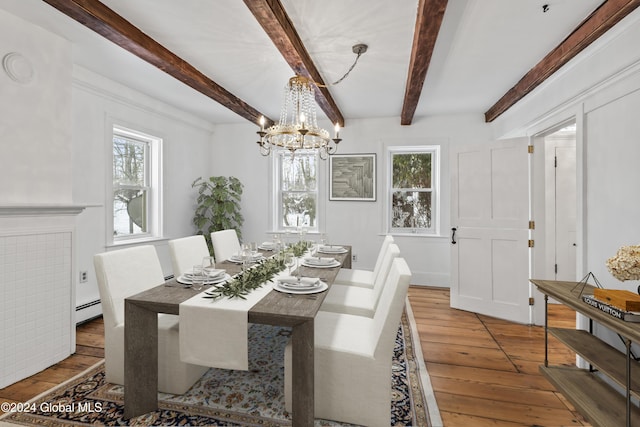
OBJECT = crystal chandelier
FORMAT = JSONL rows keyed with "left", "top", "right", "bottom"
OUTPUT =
{"left": 256, "top": 75, "right": 341, "bottom": 160}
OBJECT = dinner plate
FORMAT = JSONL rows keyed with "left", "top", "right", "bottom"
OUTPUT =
{"left": 303, "top": 256, "right": 336, "bottom": 266}
{"left": 177, "top": 273, "right": 231, "bottom": 285}
{"left": 273, "top": 281, "right": 328, "bottom": 294}
{"left": 301, "top": 259, "right": 341, "bottom": 268}
{"left": 318, "top": 245, "right": 348, "bottom": 254}
{"left": 278, "top": 277, "right": 321, "bottom": 289}
{"left": 227, "top": 254, "right": 265, "bottom": 264}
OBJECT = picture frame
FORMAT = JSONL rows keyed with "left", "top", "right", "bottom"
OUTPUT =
{"left": 329, "top": 153, "right": 376, "bottom": 201}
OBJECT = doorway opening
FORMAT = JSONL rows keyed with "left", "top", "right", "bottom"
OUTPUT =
{"left": 543, "top": 122, "right": 577, "bottom": 281}
{"left": 531, "top": 120, "right": 577, "bottom": 324}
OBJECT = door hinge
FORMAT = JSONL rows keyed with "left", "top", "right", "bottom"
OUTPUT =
{"left": 528, "top": 220, "right": 535, "bottom": 230}
{"left": 528, "top": 239, "right": 535, "bottom": 248}
{"left": 528, "top": 145, "right": 534, "bottom": 154}
{"left": 528, "top": 297, "right": 535, "bottom": 306}
{"left": 555, "top": 263, "right": 558, "bottom": 274}
{"left": 554, "top": 156, "right": 557, "bottom": 167}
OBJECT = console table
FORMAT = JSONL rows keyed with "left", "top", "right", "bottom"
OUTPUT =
{"left": 531, "top": 279, "right": 640, "bottom": 427}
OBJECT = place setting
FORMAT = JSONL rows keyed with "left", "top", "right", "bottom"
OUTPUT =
{"left": 272, "top": 252, "right": 328, "bottom": 295}
{"left": 176, "top": 256, "right": 231, "bottom": 290}
{"left": 227, "top": 243, "right": 265, "bottom": 264}
{"left": 273, "top": 275, "right": 328, "bottom": 295}
{"left": 301, "top": 255, "right": 341, "bottom": 268}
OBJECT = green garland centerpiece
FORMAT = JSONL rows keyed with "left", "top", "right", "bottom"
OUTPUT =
{"left": 203, "top": 240, "right": 311, "bottom": 300}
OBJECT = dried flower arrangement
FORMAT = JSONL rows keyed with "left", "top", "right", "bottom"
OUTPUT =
{"left": 606, "top": 245, "right": 640, "bottom": 281}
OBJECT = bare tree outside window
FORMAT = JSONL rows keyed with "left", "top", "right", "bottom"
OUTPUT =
{"left": 279, "top": 152, "right": 317, "bottom": 228}
{"left": 113, "top": 134, "right": 149, "bottom": 237}
{"left": 390, "top": 150, "right": 435, "bottom": 232}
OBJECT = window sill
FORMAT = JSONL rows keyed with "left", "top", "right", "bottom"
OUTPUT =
{"left": 383, "top": 232, "right": 448, "bottom": 239}
{"left": 107, "top": 236, "right": 169, "bottom": 249}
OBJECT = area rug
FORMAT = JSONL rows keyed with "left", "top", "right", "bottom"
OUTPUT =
{"left": 1, "top": 301, "right": 441, "bottom": 426}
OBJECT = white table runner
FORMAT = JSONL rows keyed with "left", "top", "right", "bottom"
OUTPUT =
{"left": 179, "top": 271, "right": 283, "bottom": 370}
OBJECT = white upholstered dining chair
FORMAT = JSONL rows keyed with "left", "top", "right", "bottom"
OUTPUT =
{"left": 332, "top": 234, "right": 394, "bottom": 288}
{"left": 168, "top": 235, "right": 211, "bottom": 277}
{"left": 284, "top": 257, "right": 412, "bottom": 427}
{"left": 320, "top": 243, "right": 401, "bottom": 317}
{"left": 93, "top": 245, "right": 208, "bottom": 394}
{"left": 210, "top": 229, "right": 241, "bottom": 262}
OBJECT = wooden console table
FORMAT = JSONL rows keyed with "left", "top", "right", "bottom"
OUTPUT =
{"left": 531, "top": 279, "right": 640, "bottom": 427}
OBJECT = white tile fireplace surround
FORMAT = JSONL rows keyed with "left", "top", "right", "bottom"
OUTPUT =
{"left": 0, "top": 205, "right": 84, "bottom": 388}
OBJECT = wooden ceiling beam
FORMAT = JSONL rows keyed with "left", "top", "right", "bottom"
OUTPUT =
{"left": 401, "top": 0, "right": 448, "bottom": 125}
{"left": 243, "top": 0, "right": 345, "bottom": 127}
{"left": 485, "top": 0, "right": 640, "bottom": 122}
{"left": 42, "top": 0, "right": 272, "bottom": 125}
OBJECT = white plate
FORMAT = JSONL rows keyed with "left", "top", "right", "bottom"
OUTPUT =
{"left": 301, "top": 260, "right": 341, "bottom": 268}
{"left": 183, "top": 269, "right": 225, "bottom": 280}
{"left": 228, "top": 254, "right": 265, "bottom": 264}
{"left": 273, "top": 281, "right": 328, "bottom": 294}
{"left": 177, "top": 273, "right": 231, "bottom": 285}
{"left": 318, "top": 246, "right": 347, "bottom": 254}
{"left": 278, "top": 277, "right": 322, "bottom": 289}
{"left": 303, "top": 257, "right": 336, "bottom": 266}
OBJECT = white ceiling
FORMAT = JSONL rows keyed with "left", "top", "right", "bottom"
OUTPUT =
{"left": 1, "top": 0, "right": 603, "bottom": 126}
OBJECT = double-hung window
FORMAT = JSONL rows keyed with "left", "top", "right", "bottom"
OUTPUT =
{"left": 111, "top": 125, "right": 162, "bottom": 243}
{"left": 273, "top": 150, "right": 319, "bottom": 231}
{"left": 388, "top": 146, "right": 439, "bottom": 234}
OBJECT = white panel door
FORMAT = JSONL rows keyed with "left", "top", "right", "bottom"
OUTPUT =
{"left": 451, "top": 138, "right": 530, "bottom": 323}
{"left": 555, "top": 145, "right": 577, "bottom": 281}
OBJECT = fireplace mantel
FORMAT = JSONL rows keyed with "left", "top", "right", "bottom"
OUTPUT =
{"left": 0, "top": 204, "right": 87, "bottom": 217}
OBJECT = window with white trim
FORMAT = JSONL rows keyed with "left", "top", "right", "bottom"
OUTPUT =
{"left": 273, "top": 150, "right": 319, "bottom": 231}
{"left": 388, "top": 146, "right": 439, "bottom": 234}
{"left": 111, "top": 126, "right": 162, "bottom": 243}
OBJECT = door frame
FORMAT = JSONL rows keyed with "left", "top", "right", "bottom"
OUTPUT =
{"left": 529, "top": 109, "right": 586, "bottom": 326}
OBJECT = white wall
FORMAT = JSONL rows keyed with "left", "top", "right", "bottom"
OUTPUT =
{"left": 212, "top": 114, "right": 494, "bottom": 286}
{"left": 0, "top": 9, "right": 72, "bottom": 204}
{"left": 72, "top": 67, "right": 216, "bottom": 319}
{"left": 492, "top": 8, "right": 640, "bottom": 342}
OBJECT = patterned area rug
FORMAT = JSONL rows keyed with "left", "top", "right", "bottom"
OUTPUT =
{"left": 1, "top": 303, "right": 440, "bottom": 426}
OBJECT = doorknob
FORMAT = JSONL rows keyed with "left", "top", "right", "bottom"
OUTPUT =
{"left": 451, "top": 227, "right": 457, "bottom": 244}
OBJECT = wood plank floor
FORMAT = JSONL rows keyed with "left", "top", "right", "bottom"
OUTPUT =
{"left": 409, "top": 286, "right": 590, "bottom": 426}
{"left": 1, "top": 286, "right": 590, "bottom": 426}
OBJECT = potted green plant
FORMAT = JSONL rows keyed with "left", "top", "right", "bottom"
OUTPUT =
{"left": 192, "top": 176, "right": 244, "bottom": 253}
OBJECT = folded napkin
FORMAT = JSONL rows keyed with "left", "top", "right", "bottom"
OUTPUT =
{"left": 304, "top": 256, "right": 335, "bottom": 265}
{"left": 185, "top": 269, "right": 225, "bottom": 279}
{"left": 279, "top": 276, "right": 320, "bottom": 288}
{"left": 231, "top": 252, "right": 262, "bottom": 260}
{"left": 319, "top": 245, "right": 344, "bottom": 253}
{"left": 260, "top": 241, "right": 276, "bottom": 248}
{"left": 204, "top": 269, "right": 225, "bottom": 278}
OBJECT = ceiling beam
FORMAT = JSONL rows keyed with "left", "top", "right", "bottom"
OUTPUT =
{"left": 485, "top": 0, "right": 640, "bottom": 122}
{"left": 401, "top": 0, "right": 448, "bottom": 125}
{"left": 42, "top": 0, "right": 272, "bottom": 125}
{"left": 243, "top": 0, "right": 345, "bottom": 127}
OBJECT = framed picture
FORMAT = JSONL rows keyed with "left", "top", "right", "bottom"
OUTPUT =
{"left": 329, "top": 154, "right": 376, "bottom": 201}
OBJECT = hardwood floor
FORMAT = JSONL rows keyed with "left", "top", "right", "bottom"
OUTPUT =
{"left": 0, "top": 318, "right": 104, "bottom": 407}
{"left": 409, "top": 286, "right": 590, "bottom": 426}
{"left": 1, "top": 286, "right": 589, "bottom": 426}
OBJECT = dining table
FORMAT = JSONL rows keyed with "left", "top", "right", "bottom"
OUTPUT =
{"left": 123, "top": 244, "right": 352, "bottom": 427}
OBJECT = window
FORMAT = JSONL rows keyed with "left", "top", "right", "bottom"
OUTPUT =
{"left": 273, "top": 150, "right": 319, "bottom": 231}
{"left": 111, "top": 126, "right": 162, "bottom": 243}
{"left": 388, "top": 146, "right": 439, "bottom": 234}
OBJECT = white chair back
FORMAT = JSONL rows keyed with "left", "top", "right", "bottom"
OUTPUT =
{"left": 94, "top": 245, "right": 165, "bottom": 328}
{"left": 210, "top": 229, "right": 241, "bottom": 262}
{"left": 371, "top": 235, "right": 394, "bottom": 280}
{"left": 372, "top": 257, "right": 412, "bottom": 358}
{"left": 370, "top": 243, "right": 401, "bottom": 307}
{"left": 168, "top": 235, "right": 211, "bottom": 277}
